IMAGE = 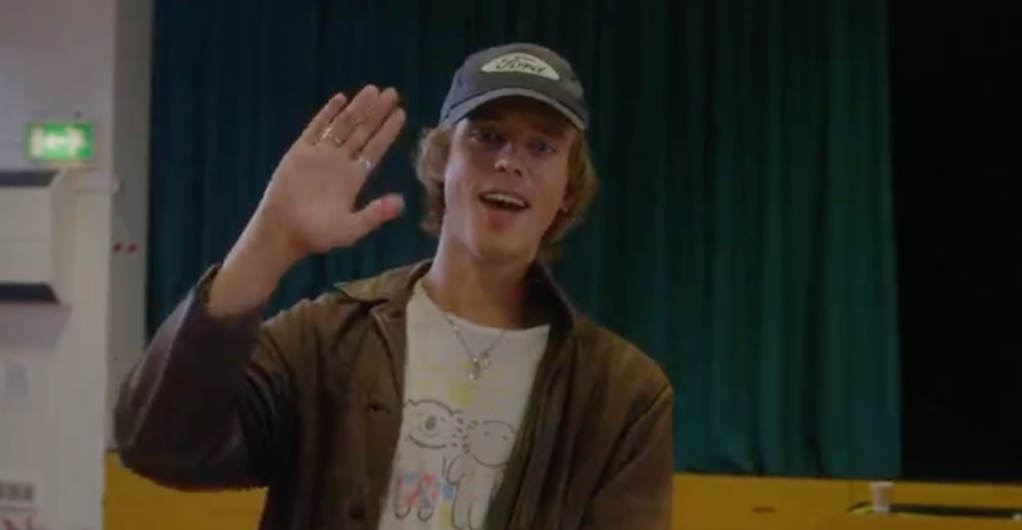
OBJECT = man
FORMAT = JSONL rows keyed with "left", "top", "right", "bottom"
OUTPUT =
{"left": 115, "top": 43, "right": 673, "bottom": 530}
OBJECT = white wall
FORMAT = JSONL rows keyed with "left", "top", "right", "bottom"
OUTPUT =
{"left": 0, "top": 0, "right": 152, "bottom": 527}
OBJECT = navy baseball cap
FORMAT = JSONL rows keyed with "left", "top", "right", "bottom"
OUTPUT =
{"left": 439, "top": 43, "right": 589, "bottom": 131}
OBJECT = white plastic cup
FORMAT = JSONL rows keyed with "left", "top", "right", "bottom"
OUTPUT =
{"left": 870, "top": 481, "right": 894, "bottom": 514}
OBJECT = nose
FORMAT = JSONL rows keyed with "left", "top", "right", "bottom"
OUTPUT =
{"left": 494, "top": 145, "right": 525, "bottom": 177}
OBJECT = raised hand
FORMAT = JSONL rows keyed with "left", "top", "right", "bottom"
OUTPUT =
{"left": 255, "top": 85, "right": 407, "bottom": 258}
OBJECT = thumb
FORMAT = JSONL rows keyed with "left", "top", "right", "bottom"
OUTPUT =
{"left": 348, "top": 194, "right": 405, "bottom": 238}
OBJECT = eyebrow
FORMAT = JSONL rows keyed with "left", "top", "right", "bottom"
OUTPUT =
{"left": 470, "top": 114, "right": 570, "bottom": 139}
{"left": 529, "top": 117, "right": 569, "bottom": 138}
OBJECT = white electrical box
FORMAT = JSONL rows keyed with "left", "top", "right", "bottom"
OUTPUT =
{"left": 0, "top": 170, "right": 76, "bottom": 304}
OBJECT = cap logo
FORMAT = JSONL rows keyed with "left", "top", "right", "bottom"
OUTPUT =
{"left": 480, "top": 53, "right": 560, "bottom": 81}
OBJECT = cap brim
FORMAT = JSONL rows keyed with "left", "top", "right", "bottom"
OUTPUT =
{"left": 442, "top": 87, "right": 586, "bottom": 131}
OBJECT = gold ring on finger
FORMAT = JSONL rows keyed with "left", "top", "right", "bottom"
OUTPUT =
{"left": 359, "top": 156, "right": 373, "bottom": 173}
{"left": 320, "top": 128, "right": 342, "bottom": 147}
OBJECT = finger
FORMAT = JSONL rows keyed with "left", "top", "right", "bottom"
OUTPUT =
{"left": 343, "top": 87, "right": 401, "bottom": 155}
{"left": 347, "top": 194, "right": 405, "bottom": 239}
{"left": 300, "top": 93, "right": 347, "bottom": 145}
{"left": 320, "top": 85, "right": 381, "bottom": 148}
{"left": 359, "top": 108, "right": 407, "bottom": 170}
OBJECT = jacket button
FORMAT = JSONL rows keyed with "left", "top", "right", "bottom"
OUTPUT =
{"left": 349, "top": 505, "right": 366, "bottom": 521}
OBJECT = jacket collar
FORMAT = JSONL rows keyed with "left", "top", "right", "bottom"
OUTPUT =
{"left": 334, "top": 258, "right": 578, "bottom": 330}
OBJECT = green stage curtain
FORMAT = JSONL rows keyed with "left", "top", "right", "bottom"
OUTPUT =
{"left": 147, "top": 0, "right": 898, "bottom": 478}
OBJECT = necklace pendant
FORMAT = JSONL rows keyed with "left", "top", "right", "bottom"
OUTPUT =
{"left": 468, "top": 355, "right": 491, "bottom": 381}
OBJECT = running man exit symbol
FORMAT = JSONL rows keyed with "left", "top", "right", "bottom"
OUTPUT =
{"left": 25, "top": 121, "right": 94, "bottom": 162}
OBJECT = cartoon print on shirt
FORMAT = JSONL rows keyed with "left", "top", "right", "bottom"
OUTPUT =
{"left": 391, "top": 399, "right": 462, "bottom": 522}
{"left": 447, "top": 420, "right": 517, "bottom": 530}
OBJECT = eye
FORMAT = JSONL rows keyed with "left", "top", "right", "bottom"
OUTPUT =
{"left": 470, "top": 127, "right": 503, "bottom": 145}
{"left": 530, "top": 139, "right": 557, "bottom": 155}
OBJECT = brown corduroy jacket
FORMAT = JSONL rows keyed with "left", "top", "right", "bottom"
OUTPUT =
{"left": 114, "top": 260, "right": 674, "bottom": 530}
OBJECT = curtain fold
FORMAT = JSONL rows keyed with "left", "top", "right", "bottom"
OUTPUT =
{"left": 147, "top": 0, "right": 899, "bottom": 478}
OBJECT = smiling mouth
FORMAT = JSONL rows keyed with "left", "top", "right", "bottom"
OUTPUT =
{"left": 479, "top": 191, "right": 530, "bottom": 211}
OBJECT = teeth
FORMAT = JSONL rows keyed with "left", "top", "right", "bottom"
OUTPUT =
{"left": 481, "top": 192, "right": 527, "bottom": 208}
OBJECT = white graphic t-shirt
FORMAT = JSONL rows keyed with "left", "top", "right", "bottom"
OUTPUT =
{"left": 377, "top": 282, "right": 549, "bottom": 530}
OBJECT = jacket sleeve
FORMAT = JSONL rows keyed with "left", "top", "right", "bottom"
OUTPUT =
{"left": 580, "top": 383, "right": 675, "bottom": 530}
{"left": 113, "top": 267, "right": 314, "bottom": 491}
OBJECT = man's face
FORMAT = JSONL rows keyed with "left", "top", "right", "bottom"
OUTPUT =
{"left": 440, "top": 97, "right": 576, "bottom": 263}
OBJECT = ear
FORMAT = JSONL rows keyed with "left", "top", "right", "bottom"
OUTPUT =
{"left": 557, "top": 185, "right": 574, "bottom": 217}
{"left": 556, "top": 142, "right": 579, "bottom": 215}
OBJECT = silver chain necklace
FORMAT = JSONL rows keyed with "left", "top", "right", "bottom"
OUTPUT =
{"left": 443, "top": 314, "right": 507, "bottom": 380}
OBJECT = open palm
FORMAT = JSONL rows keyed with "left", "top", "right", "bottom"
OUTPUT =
{"left": 257, "top": 85, "right": 407, "bottom": 256}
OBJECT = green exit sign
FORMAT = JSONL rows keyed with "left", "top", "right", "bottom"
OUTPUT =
{"left": 25, "top": 121, "right": 95, "bottom": 162}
